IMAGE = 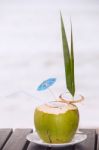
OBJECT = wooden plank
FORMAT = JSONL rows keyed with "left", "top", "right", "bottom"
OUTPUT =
{"left": 0, "top": 129, "right": 12, "bottom": 149}
{"left": 2, "top": 129, "right": 33, "bottom": 150}
{"left": 96, "top": 129, "right": 99, "bottom": 150}
{"left": 74, "top": 129, "right": 96, "bottom": 150}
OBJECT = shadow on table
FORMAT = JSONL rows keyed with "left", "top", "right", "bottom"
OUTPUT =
{"left": 27, "top": 143, "right": 74, "bottom": 150}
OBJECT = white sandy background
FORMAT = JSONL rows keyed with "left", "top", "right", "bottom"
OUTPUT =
{"left": 0, "top": 0, "right": 99, "bottom": 128}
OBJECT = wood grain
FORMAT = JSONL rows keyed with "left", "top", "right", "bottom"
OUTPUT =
{"left": 95, "top": 129, "right": 99, "bottom": 150}
{"left": 0, "top": 129, "right": 12, "bottom": 149}
{"left": 75, "top": 129, "right": 96, "bottom": 150}
{"left": 2, "top": 129, "right": 32, "bottom": 150}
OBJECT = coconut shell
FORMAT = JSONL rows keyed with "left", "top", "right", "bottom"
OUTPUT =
{"left": 34, "top": 102, "right": 79, "bottom": 143}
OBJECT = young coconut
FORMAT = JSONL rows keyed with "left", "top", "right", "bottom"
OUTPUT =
{"left": 34, "top": 101, "right": 79, "bottom": 143}
{"left": 34, "top": 13, "right": 84, "bottom": 143}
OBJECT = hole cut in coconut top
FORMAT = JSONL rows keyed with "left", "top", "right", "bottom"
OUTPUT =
{"left": 37, "top": 101, "right": 77, "bottom": 115}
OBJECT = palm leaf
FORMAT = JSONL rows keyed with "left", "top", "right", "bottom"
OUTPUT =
{"left": 60, "top": 13, "right": 72, "bottom": 95}
{"left": 70, "top": 23, "right": 75, "bottom": 96}
{"left": 60, "top": 13, "right": 75, "bottom": 96}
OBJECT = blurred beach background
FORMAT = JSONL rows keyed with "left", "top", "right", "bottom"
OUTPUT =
{"left": 0, "top": 0, "right": 99, "bottom": 128}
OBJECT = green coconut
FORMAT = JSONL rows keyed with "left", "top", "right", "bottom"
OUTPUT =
{"left": 34, "top": 101, "right": 79, "bottom": 143}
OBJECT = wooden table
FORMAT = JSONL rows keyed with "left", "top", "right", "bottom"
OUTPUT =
{"left": 0, "top": 129, "right": 98, "bottom": 150}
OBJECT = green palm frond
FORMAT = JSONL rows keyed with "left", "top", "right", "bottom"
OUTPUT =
{"left": 60, "top": 13, "right": 75, "bottom": 96}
